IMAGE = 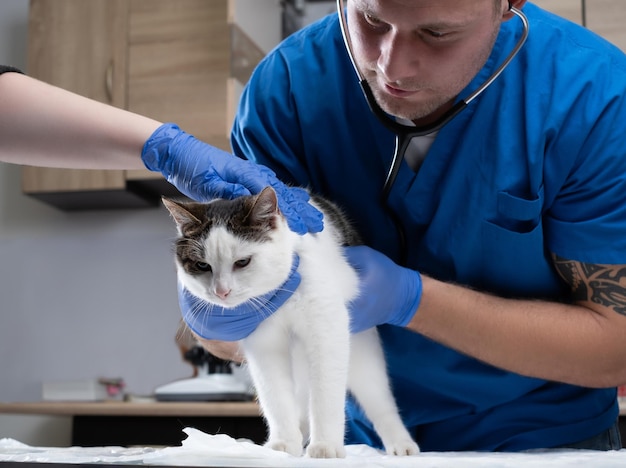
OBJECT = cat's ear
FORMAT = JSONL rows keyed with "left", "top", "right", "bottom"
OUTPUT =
{"left": 248, "top": 187, "right": 280, "bottom": 226}
{"left": 162, "top": 197, "right": 201, "bottom": 229}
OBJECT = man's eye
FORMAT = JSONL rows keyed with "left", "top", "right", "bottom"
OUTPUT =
{"left": 364, "top": 13, "right": 379, "bottom": 24}
{"left": 363, "top": 12, "right": 385, "bottom": 29}
{"left": 195, "top": 261, "right": 212, "bottom": 272}
{"left": 423, "top": 29, "right": 450, "bottom": 39}
{"left": 234, "top": 257, "right": 251, "bottom": 269}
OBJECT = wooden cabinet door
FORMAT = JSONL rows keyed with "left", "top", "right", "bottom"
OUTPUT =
{"left": 124, "top": 0, "right": 231, "bottom": 184}
{"left": 127, "top": 0, "right": 230, "bottom": 151}
{"left": 22, "top": 0, "right": 148, "bottom": 208}
{"left": 27, "top": 0, "right": 128, "bottom": 106}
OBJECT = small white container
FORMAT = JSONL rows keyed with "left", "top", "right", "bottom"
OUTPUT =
{"left": 42, "top": 379, "right": 109, "bottom": 401}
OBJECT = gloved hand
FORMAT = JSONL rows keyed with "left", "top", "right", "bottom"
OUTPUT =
{"left": 179, "top": 256, "right": 301, "bottom": 341}
{"left": 142, "top": 123, "right": 323, "bottom": 235}
{"left": 344, "top": 245, "right": 422, "bottom": 333}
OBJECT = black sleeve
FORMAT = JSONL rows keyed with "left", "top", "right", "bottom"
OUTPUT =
{"left": 0, "top": 65, "right": 24, "bottom": 75}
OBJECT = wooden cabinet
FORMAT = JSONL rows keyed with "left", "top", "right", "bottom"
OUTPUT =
{"left": 23, "top": 0, "right": 276, "bottom": 210}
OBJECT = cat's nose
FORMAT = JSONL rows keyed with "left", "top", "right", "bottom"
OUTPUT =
{"left": 215, "top": 287, "right": 231, "bottom": 300}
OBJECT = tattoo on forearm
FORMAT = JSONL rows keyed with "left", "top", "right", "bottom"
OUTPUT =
{"left": 553, "top": 255, "right": 626, "bottom": 316}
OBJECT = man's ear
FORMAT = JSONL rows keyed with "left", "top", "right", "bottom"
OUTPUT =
{"left": 502, "top": 0, "right": 527, "bottom": 21}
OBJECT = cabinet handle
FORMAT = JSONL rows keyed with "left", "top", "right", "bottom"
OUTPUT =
{"left": 105, "top": 61, "right": 114, "bottom": 103}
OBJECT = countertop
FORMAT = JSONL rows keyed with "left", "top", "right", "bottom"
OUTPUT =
{"left": 0, "top": 400, "right": 260, "bottom": 417}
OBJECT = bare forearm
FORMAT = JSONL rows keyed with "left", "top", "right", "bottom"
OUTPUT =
{"left": 0, "top": 72, "right": 160, "bottom": 169}
{"left": 195, "top": 336, "right": 245, "bottom": 363}
{"left": 409, "top": 276, "right": 626, "bottom": 388}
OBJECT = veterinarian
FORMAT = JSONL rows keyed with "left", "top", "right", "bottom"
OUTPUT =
{"left": 189, "top": 0, "right": 626, "bottom": 452}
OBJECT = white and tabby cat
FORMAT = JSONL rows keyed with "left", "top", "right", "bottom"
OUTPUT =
{"left": 163, "top": 187, "right": 419, "bottom": 458}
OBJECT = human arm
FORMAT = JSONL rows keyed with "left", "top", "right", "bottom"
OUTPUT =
{"left": 413, "top": 257, "right": 626, "bottom": 388}
{"left": 194, "top": 337, "right": 245, "bottom": 363}
{"left": 0, "top": 71, "right": 322, "bottom": 233}
{"left": 175, "top": 319, "right": 244, "bottom": 364}
{"left": 346, "top": 246, "right": 626, "bottom": 388}
{"left": 0, "top": 70, "right": 157, "bottom": 169}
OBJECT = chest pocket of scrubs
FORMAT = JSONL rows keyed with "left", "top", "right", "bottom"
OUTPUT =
{"left": 493, "top": 186, "right": 544, "bottom": 233}
{"left": 479, "top": 186, "right": 557, "bottom": 296}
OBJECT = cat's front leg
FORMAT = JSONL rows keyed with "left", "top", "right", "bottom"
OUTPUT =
{"left": 242, "top": 326, "right": 304, "bottom": 456}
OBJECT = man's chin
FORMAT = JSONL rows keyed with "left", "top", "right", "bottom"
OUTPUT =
{"left": 377, "top": 101, "right": 438, "bottom": 123}
{"left": 374, "top": 91, "right": 453, "bottom": 124}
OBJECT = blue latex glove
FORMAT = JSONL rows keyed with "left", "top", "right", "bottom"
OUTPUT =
{"left": 141, "top": 123, "right": 323, "bottom": 235}
{"left": 344, "top": 246, "right": 422, "bottom": 333}
{"left": 179, "top": 256, "right": 301, "bottom": 341}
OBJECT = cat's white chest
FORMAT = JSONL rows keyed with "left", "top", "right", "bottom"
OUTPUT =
{"left": 267, "top": 238, "right": 357, "bottom": 336}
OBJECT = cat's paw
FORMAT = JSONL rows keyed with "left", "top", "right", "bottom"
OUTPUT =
{"left": 306, "top": 441, "right": 347, "bottom": 458}
{"left": 265, "top": 438, "right": 303, "bottom": 457}
{"left": 384, "top": 438, "right": 420, "bottom": 456}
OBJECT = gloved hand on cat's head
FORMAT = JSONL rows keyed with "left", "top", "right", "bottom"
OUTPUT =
{"left": 178, "top": 255, "right": 302, "bottom": 341}
{"left": 344, "top": 245, "right": 423, "bottom": 333}
{"left": 141, "top": 123, "right": 323, "bottom": 235}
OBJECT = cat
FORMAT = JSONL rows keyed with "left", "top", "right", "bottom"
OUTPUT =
{"left": 163, "top": 187, "right": 419, "bottom": 458}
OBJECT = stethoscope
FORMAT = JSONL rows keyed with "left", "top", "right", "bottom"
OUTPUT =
{"left": 336, "top": 0, "right": 530, "bottom": 261}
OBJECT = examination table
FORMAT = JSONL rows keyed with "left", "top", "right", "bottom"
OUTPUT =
{"left": 3, "top": 426, "right": 626, "bottom": 467}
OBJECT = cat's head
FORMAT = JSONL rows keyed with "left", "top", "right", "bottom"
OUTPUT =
{"left": 162, "top": 187, "right": 296, "bottom": 309}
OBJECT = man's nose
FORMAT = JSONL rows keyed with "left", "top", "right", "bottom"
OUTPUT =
{"left": 377, "top": 32, "right": 420, "bottom": 84}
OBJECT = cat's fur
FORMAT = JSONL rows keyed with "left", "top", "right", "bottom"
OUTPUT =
{"left": 163, "top": 187, "right": 419, "bottom": 458}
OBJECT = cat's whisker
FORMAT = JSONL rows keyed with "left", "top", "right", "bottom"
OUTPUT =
{"left": 247, "top": 297, "right": 275, "bottom": 320}
{"left": 185, "top": 299, "right": 218, "bottom": 333}
{"left": 276, "top": 285, "right": 298, "bottom": 295}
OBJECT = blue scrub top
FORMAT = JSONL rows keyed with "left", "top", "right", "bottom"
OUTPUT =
{"left": 231, "top": 3, "right": 626, "bottom": 451}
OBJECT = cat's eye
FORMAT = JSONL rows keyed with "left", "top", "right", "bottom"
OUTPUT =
{"left": 234, "top": 257, "right": 251, "bottom": 269}
{"left": 195, "top": 261, "right": 212, "bottom": 272}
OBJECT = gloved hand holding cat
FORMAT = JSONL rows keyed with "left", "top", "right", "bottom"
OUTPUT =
{"left": 176, "top": 240, "right": 422, "bottom": 341}
{"left": 178, "top": 256, "right": 302, "bottom": 341}
{"left": 343, "top": 245, "right": 423, "bottom": 333}
{"left": 142, "top": 123, "right": 323, "bottom": 235}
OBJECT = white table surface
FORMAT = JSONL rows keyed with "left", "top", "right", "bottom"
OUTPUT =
{"left": 2, "top": 427, "right": 626, "bottom": 467}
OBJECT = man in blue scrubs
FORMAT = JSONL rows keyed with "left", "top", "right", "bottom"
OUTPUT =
{"left": 224, "top": 0, "right": 626, "bottom": 451}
